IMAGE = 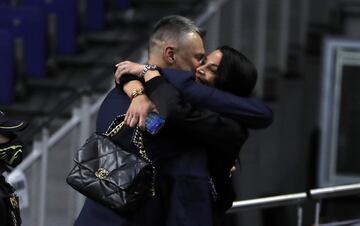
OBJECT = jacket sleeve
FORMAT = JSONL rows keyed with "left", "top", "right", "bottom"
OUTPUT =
{"left": 159, "top": 68, "right": 274, "bottom": 129}
{"left": 144, "top": 77, "right": 246, "bottom": 149}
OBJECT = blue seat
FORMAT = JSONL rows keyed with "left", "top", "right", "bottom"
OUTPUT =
{"left": 20, "top": 0, "right": 78, "bottom": 55}
{"left": 85, "top": 0, "right": 105, "bottom": 31}
{"left": 0, "top": 6, "right": 46, "bottom": 78}
{"left": 115, "top": 0, "right": 130, "bottom": 10}
{"left": 0, "top": 0, "right": 9, "bottom": 6}
{"left": 0, "top": 30, "right": 15, "bottom": 104}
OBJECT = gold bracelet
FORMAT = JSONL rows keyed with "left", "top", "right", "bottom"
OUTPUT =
{"left": 131, "top": 88, "right": 145, "bottom": 99}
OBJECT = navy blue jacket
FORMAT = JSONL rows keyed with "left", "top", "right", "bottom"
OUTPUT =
{"left": 74, "top": 69, "right": 273, "bottom": 226}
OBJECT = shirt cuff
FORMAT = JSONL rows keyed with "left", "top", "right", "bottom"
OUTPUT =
{"left": 145, "top": 76, "right": 167, "bottom": 95}
{"left": 116, "top": 74, "right": 144, "bottom": 90}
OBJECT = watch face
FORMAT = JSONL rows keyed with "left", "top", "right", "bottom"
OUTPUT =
{"left": 141, "top": 64, "right": 158, "bottom": 78}
{"left": 146, "top": 64, "right": 158, "bottom": 70}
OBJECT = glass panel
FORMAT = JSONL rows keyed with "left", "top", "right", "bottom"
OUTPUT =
{"left": 336, "top": 65, "right": 360, "bottom": 175}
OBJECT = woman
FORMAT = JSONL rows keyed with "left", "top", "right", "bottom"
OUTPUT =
{"left": 114, "top": 46, "right": 272, "bottom": 218}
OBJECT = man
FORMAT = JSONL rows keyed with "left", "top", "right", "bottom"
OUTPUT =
{"left": 0, "top": 110, "right": 28, "bottom": 226}
{"left": 75, "top": 15, "right": 272, "bottom": 226}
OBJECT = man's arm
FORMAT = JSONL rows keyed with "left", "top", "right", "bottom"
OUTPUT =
{"left": 159, "top": 68, "right": 273, "bottom": 129}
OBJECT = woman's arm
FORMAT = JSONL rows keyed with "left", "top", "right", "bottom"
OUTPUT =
{"left": 159, "top": 68, "right": 274, "bottom": 129}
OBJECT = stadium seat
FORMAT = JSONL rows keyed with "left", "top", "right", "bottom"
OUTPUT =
{"left": 20, "top": 0, "right": 78, "bottom": 55}
{"left": 84, "top": 0, "right": 106, "bottom": 31}
{"left": 0, "top": 0, "right": 8, "bottom": 6}
{"left": 0, "top": 30, "right": 15, "bottom": 104}
{"left": 115, "top": 0, "right": 130, "bottom": 10}
{"left": 0, "top": 6, "right": 46, "bottom": 78}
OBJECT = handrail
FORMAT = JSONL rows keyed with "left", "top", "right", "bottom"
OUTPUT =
{"left": 228, "top": 192, "right": 307, "bottom": 213}
{"left": 8, "top": 92, "right": 107, "bottom": 176}
{"left": 22, "top": 78, "right": 98, "bottom": 143}
{"left": 310, "top": 182, "right": 360, "bottom": 199}
{"left": 8, "top": 114, "right": 80, "bottom": 174}
{"left": 227, "top": 182, "right": 360, "bottom": 214}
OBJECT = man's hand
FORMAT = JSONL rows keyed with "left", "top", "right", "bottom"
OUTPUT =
{"left": 115, "top": 61, "right": 145, "bottom": 84}
{"left": 124, "top": 95, "right": 157, "bottom": 128}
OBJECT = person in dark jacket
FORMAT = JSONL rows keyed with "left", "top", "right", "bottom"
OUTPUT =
{"left": 0, "top": 110, "right": 28, "bottom": 226}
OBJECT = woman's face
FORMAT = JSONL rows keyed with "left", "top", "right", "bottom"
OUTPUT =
{"left": 195, "top": 49, "right": 223, "bottom": 86}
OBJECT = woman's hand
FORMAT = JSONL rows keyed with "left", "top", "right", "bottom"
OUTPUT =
{"left": 114, "top": 61, "right": 145, "bottom": 84}
{"left": 124, "top": 95, "right": 157, "bottom": 128}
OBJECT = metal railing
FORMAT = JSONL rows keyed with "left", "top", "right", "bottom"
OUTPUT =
{"left": 227, "top": 183, "right": 360, "bottom": 226}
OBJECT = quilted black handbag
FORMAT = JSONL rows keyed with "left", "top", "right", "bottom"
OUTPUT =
{"left": 66, "top": 116, "right": 155, "bottom": 213}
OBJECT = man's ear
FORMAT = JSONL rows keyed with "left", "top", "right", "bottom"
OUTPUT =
{"left": 164, "top": 46, "right": 176, "bottom": 64}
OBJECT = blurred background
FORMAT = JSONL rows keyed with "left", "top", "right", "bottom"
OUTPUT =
{"left": 1, "top": 0, "right": 360, "bottom": 225}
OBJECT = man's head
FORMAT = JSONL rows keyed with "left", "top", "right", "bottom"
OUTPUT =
{"left": 148, "top": 15, "right": 205, "bottom": 71}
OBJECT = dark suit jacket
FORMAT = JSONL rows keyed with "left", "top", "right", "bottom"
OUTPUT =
{"left": 74, "top": 69, "right": 273, "bottom": 226}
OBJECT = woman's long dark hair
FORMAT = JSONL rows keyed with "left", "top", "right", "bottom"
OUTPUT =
{"left": 214, "top": 46, "right": 257, "bottom": 97}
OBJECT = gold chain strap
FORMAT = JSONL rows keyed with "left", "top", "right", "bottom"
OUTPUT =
{"left": 104, "top": 120, "right": 125, "bottom": 137}
{"left": 104, "top": 115, "right": 156, "bottom": 196}
{"left": 132, "top": 126, "right": 156, "bottom": 196}
{"left": 132, "top": 126, "right": 150, "bottom": 162}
